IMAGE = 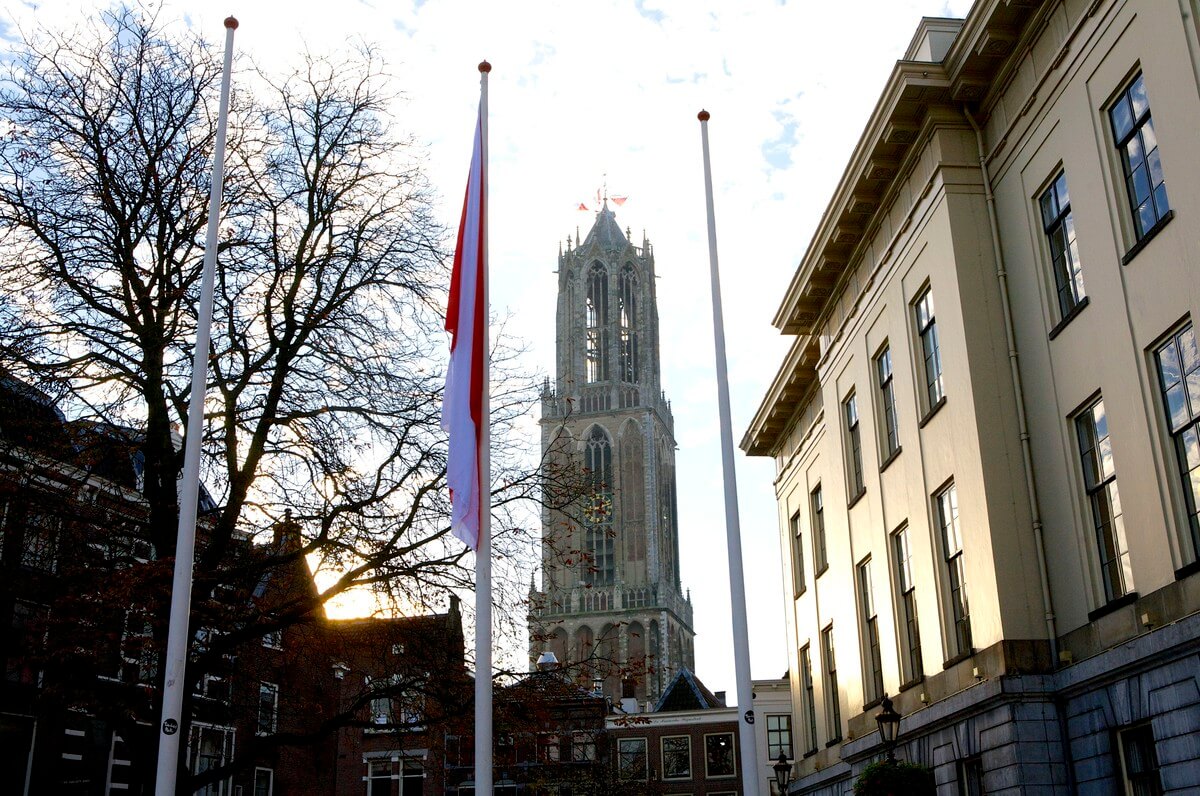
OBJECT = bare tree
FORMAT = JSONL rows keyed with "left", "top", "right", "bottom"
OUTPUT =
{"left": 0, "top": 6, "right": 572, "bottom": 791}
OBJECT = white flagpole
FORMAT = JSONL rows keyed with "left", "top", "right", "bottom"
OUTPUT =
{"left": 154, "top": 16, "right": 237, "bottom": 795}
{"left": 474, "top": 59, "right": 493, "bottom": 796}
{"left": 697, "top": 109, "right": 759, "bottom": 794}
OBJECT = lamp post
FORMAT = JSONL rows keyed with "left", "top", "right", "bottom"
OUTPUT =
{"left": 875, "top": 695, "right": 902, "bottom": 762}
{"left": 773, "top": 751, "right": 792, "bottom": 793}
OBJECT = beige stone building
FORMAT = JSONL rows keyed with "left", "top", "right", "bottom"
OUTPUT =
{"left": 742, "top": 1, "right": 1200, "bottom": 793}
{"left": 530, "top": 202, "right": 695, "bottom": 705}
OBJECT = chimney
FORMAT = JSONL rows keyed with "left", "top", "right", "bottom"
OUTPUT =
{"left": 715, "top": 690, "right": 727, "bottom": 707}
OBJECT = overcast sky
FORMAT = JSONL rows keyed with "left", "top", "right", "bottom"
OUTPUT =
{"left": 3, "top": 0, "right": 976, "bottom": 698}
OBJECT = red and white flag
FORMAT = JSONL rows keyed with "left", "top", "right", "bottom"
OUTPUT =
{"left": 442, "top": 106, "right": 486, "bottom": 550}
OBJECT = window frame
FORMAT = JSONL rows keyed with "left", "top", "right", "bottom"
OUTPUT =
{"left": 811, "top": 485, "right": 828, "bottom": 575}
{"left": 875, "top": 344, "right": 901, "bottom": 462}
{"left": 857, "top": 556, "right": 884, "bottom": 706}
{"left": 820, "top": 625, "right": 841, "bottom": 743}
{"left": 257, "top": 681, "right": 278, "bottom": 735}
{"left": 617, "top": 737, "right": 648, "bottom": 782}
{"left": 1074, "top": 396, "right": 1133, "bottom": 602}
{"left": 790, "top": 510, "right": 806, "bottom": 597}
{"left": 891, "top": 524, "right": 923, "bottom": 684}
{"left": 661, "top": 734, "right": 692, "bottom": 780}
{"left": 844, "top": 391, "right": 865, "bottom": 502}
{"left": 913, "top": 286, "right": 945, "bottom": 414}
{"left": 253, "top": 767, "right": 274, "bottom": 796}
{"left": 1108, "top": 71, "right": 1170, "bottom": 243}
{"left": 934, "top": 481, "right": 972, "bottom": 660}
{"left": 1117, "top": 723, "right": 1164, "bottom": 796}
{"left": 766, "top": 713, "right": 793, "bottom": 761}
{"left": 1153, "top": 323, "right": 1200, "bottom": 565}
{"left": 1038, "top": 170, "right": 1088, "bottom": 321}
{"left": 703, "top": 731, "right": 737, "bottom": 779}
{"left": 800, "top": 645, "right": 818, "bottom": 756}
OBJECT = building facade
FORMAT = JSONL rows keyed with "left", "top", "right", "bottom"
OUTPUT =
{"left": 530, "top": 202, "right": 695, "bottom": 704}
{"left": 743, "top": 1, "right": 1200, "bottom": 794}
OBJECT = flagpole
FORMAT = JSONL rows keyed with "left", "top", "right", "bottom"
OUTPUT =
{"left": 154, "top": 16, "right": 237, "bottom": 795}
{"left": 474, "top": 59, "right": 493, "bottom": 796}
{"left": 697, "top": 109, "right": 759, "bottom": 794}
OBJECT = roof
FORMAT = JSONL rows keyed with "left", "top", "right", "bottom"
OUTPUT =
{"left": 579, "top": 201, "right": 628, "bottom": 252}
{"left": 654, "top": 667, "right": 726, "bottom": 712}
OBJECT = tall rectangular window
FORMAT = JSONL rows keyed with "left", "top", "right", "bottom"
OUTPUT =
{"left": 811, "top": 485, "right": 827, "bottom": 574}
{"left": 800, "top": 645, "right": 818, "bottom": 755}
{"left": 257, "top": 682, "right": 278, "bottom": 735}
{"left": 820, "top": 625, "right": 841, "bottom": 742}
{"left": 253, "top": 768, "right": 274, "bottom": 796}
{"left": 1075, "top": 398, "right": 1132, "bottom": 600}
{"left": 1040, "top": 172, "right": 1087, "bottom": 318}
{"left": 1109, "top": 73, "right": 1170, "bottom": 241}
{"left": 1154, "top": 324, "right": 1200, "bottom": 558}
{"left": 892, "top": 525, "right": 923, "bottom": 682}
{"left": 857, "top": 558, "right": 884, "bottom": 704}
{"left": 915, "top": 288, "right": 944, "bottom": 410}
{"left": 661, "top": 736, "right": 691, "bottom": 780}
{"left": 1118, "top": 724, "right": 1163, "bottom": 796}
{"left": 617, "top": 738, "right": 648, "bottom": 781}
{"left": 844, "top": 393, "right": 864, "bottom": 500}
{"left": 790, "top": 511, "right": 806, "bottom": 597}
{"left": 936, "top": 482, "right": 972, "bottom": 657}
{"left": 766, "top": 714, "right": 793, "bottom": 761}
{"left": 876, "top": 346, "right": 900, "bottom": 459}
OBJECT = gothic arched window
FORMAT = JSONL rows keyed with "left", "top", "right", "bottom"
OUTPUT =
{"left": 619, "top": 264, "right": 639, "bottom": 383}
{"left": 585, "top": 263, "right": 609, "bottom": 383}
{"left": 583, "top": 426, "right": 614, "bottom": 586}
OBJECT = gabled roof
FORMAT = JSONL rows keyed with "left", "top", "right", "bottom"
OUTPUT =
{"left": 579, "top": 201, "right": 628, "bottom": 252}
{"left": 654, "top": 667, "right": 725, "bottom": 712}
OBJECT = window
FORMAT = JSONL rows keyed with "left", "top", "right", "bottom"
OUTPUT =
{"left": 367, "top": 759, "right": 422, "bottom": 796}
{"left": 258, "top": 682, "right": 278, "bottom": 734}
{"left": 1109, "top": 73, "right": 1170, "bottom": 241}
{"left": 704, "top": 732, "right": 736, "bottom": 778}
{"left": 253, "top": 767, "right": 274, "bottom": 796}
{"left": 6, "top": 600, "right": 47, "bottom": 686}
{"left": 1039, "top": 172, "right": 1086, "bottom": 319}
{"left": 1154, "top": 324, "right": 1200, "bottom": 558}
{"left": 800, "top": 645, "right": 818, "bottom": 755}
{"left": 120, "top": 612, "right": 157, "bottom": 685}
{"left": 585, "top": 263, "right": 609, "bottom": 382}
{"left": 571, "top": 731, "right": 596, "bottom": 762}
{"left": 187, "top": 724, "right": 234, "bottom": 796}
{"left": 1118, "top": 724, "right": 1163, "bottom": 795}
{"left": 661, "top": 735, "right": 691, "bottom": 780}
{"left": 892, "top": 525, "right": 923, "bottom": 682}
{"left": 876, "top": 346, "right": 900, "bottom": 459}
{"left": 1075, "top": 398, "right": 1132, "bottom": 600}
{"left": 820, "top": 625, "right": 841, "bottom": 741}
{"left": 262, "top": 629, "right": 282, "bottom": 649}
{"left": 958, "top": 757, "right": 984, "bottom": 796}
{"left": 583, "top": 426, "right": 614, "bottom": 585}
{"left": 617, "top": 738, "right": 648, "bottom": 781}
{"left": 619, "top": 264, "right": 639, "bottom": 383}
{"left": 811, "top": 485, "right": 827, "bottom": 574}
{"left": 766, "top": 714, "right": 793, "bottom": 761}
{"left": 20, "top": 511, "right": 59, "bottom": 572}
{"left": 857, "top": 557, "right": 884, "bottom": 704}
{"left": 790, "top": 511, "right": 806, "bottom": 597}
{"left": 914, "top": 288, "right": 944, "bottom": 410}
{"left": 936, "top": 482, "right": 972, "bottom": 658}
{"left": 844, "top": 393, "right": 864, "bottom": 500}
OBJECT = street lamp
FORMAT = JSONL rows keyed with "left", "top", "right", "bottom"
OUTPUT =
{"left": 875, "top": 695, "right": 902, "bottom": 762}
{"left": 773, "top": 751, "right": 792, "bottom": 792}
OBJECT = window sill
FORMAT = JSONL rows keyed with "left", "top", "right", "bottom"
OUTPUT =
{"left": 1175, "top": 560, "right": 1200, "bottom": 580}
{"left": 1048, "top": 296, "right": 1090, "bottom": 341}
{"left": 879, "top": 446, "right": 902, "bottom": 474}
{"left": 1121, "top": 209, "right": 1174, "bottom": 266}
{"left": 816, "top": 564, "right": 829, "bottom": 578}
{"left": 897, "top": 675, "right": 925, "bottom": 693}
{"left": 825, "top": 737, "right": 843, "bottom": 748}
{"left": 862, "top": 696, "right": 884, "bottom": 711}
{"left": 942, "top": 648, "right": 975, "bottom": 670}
{"left": 847, "top": 489, "right": 867, "bottom": 510}
{"left": 794, "top": 587, "right": 807, "bottom": 600}
{"left": 1087, "top": 591, "right": 1139, "bottom": 622}
{"left": 918, "top": 396, "right": 947, "bottom": 429}
{"left": 803, "top": 748, "right": 819, "bottom": 760}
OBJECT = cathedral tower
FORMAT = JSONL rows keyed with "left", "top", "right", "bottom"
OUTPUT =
{"left": 530, "top": 201, "right": 695, "bottom": 705}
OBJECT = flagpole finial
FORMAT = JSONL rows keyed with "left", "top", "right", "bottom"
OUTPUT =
{"left": 479, "top": 60, "right": 492, "bottom": 73}
{"left": 224, "top": 16, "right": 238, "bottom": 29}
{"left": 698, "top": 109, "right": 711, "bottom": 121}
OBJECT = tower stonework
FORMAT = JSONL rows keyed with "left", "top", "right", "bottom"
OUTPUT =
{"left": 530, "top": 202, "right": 694, "bottom": 705}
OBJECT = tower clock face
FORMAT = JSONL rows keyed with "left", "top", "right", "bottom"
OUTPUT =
{"left": 583, "top": 493, "right": 612, "bottom": 523}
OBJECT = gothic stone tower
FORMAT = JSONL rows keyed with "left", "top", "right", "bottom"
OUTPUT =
{"left": 530, "top": 202, "right": 695, "bottom": 705}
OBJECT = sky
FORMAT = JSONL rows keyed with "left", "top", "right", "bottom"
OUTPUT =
{"left": 2, "top": 0, "right": 975, "bottom": 699}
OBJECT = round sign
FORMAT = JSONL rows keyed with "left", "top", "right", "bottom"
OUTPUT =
{"left": 162, "top": 718, "right": 179, "bottom": 736}
{"left": 744, "top": 709, "right": 755, "bottom": 725}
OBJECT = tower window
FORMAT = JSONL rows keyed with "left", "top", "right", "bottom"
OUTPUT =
{"left": 584, "top": 426, "right": 614, "bottom": 585}
{"left": 619, "top": 264, "right": 639, "bottom": 383}
{"left": 586, "top": 264, "right": 609, "bottom": 382}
